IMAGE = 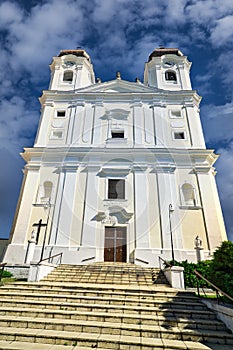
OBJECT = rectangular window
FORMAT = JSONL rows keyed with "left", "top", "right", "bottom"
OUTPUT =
{"left": 50, "top": 130, "right": 63, "bottom": 139}
{"left": 108, "top": 179, "right": 125, "bottom": 199}
{"left": 174, "top": 132, "right": 185, "bottom": 139}
{"left": 111, "top": 131, "right": 124, "bottom": 138}
{"left": 57, "top": 110, "right": 66, "bottom": 117}
{"left": 63, "top": 71, "right": 73, "bottom": 82}
{"left": 170, "top": 110, "right": 181, "bottom": 118}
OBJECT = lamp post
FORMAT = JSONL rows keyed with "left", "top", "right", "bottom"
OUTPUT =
{"left": 39, "top": 199, "right": 52, "bottom": 262}
{"left": 169, "top": 204, "right": 175, "bottom": 265}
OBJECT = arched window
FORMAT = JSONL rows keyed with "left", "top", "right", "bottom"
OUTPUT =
{"left": 63, "top": 70, "right": 73, "bottom": 82}
{"left": 39, "top": 181, "right": 53, "bottom": 205}
{"left": 165, "top": 70, "right": 177, "bottom": 82}
{"left": 181, "top": 183, "right": 196, "bottom": 206}
{"left": 43, "top": 181, "right": 53, "bottom": 199}
{"left": 36, "top": 181, "right": 53, "bottom": 204}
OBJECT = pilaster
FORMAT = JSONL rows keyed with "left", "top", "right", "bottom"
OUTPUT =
{"left": 11, "top": 167, "right": 40, "bottom": 244}
{"left": 132, "top": 100, "right": 144, "bottom": 145}
{"left": 195, "top": 170, "right": 227, "bottom": 250}
{"left": 55, "top": 166, "right": 78, "bottom": 246}
{"left": 92, "top": 100, "right": 104, "bottom": 145}
{"left": 133, "top": 167, "right": 150, "bottom": 248}
{"left": 81, "top": 166, "right": 100, "bottom": 249}
{"left": 156, "top": 165, "right": 183, "bottom": 258}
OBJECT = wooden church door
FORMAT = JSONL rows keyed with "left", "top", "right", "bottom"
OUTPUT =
{"left": 104, "top": 227, "right": 127, "bottom": 262}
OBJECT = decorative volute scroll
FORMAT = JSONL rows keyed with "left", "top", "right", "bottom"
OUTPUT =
{"left": 97, "top": 206, "right": 133, "bottom": 225}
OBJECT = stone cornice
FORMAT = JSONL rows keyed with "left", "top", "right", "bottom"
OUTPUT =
{"left": 21, "top": 147, "right": 218, "bottom": 170}
{"left": 39, "top": 89, "right": 201, "bottom": 108}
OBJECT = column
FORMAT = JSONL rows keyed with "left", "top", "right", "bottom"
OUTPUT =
{"left": 66, "top": 104, "right": 76, "bottom": 145}
{"left": 152, "top": 103, "right": 166, "bottom": 146}
{"left": 92, "top": 100, "right": 104, "bottom": 145}
{"left": 49, "top": 169, "right": 65, "bottom": 245}
{"left": 184, "top": 105, "right": 205, "bottom": 148}
{"left": 71, "top": 101, "right": 85, "bottom": 145}
{"left": 56, "top": 166, "right": 78, "bottom": 246}
{"left": 81, "top": 166, "right": 100, "bottom": 249}
{"left": 133, "top": 101, "right": 144, "bottom": 145}
{"left": 196, "top": 170, "right": 227, "bottom": 250}
{"left": 134, "top": 168, "right": 150, "bottom": 248}
{"left": 82, "top": 104, "right": 94, "bottom": 144}
{"left": 34, "top": 102, "right": 54, "bottom": 146}
{"left": 11, "top": 166, "right": 40, "bottom": 244}
{"left": 144, "top": 105, "right": 155, "bottom": 145}
{"left": 156, "top": 167, "right": 183, "bottom": 257}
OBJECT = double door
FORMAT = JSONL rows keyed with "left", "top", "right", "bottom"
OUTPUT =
{"left": 104, "top": 227, "right": 126, "bottom": 262}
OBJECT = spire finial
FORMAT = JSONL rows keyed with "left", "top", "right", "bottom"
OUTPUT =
{"left": 116, "top": 71, "right": 121, "bottom": 79}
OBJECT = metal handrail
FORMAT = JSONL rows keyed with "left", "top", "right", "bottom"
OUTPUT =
{"left": 194, "top": 269, "right": 233, "bottom": 304}
{"left": 158, "top": 256, "right": 173, "bottom": 269}
{"left": 38, "top": 252, "right": 63, "bottom": 265}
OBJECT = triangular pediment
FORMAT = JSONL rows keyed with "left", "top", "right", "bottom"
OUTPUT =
{"left": 75, "top": 79, "right": 160, "bottom": 93}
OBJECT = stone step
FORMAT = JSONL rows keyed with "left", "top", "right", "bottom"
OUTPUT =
{"left": 43, "top": 264, "right": 169, "bottom": 286}
{"left": 0, "top": 301, "right": 217, "bottom": 320}
{"left": 8, "top": 280, "right": 173, "bottom": 292}
{"left": 1, "top": 341, "right": 231, "bottom": 350}
{"left": 0, "top": 304, "right": 220, "bottom": 324}
{"left": 50, "top": 268, "right": 155, "bottom": 273}
{"left": 0, "top": 285, "right": 193, "bottom": 300}
{"left": 0, "top": 290, "right": 203, "bottom": 306}
{"left": 0, "top": 341, "right": 80, "bottom": 350}
{"left": 56, "top": 263, "right": 155, "bottom": 270}
{"left": 0, "top": 263, "right": 231, "bottom": 349}
{"left": 0, "top": 281, "right": 186, "bottom": 299}
{"left": 0, "top": 296, "right": 208, "bottom": 313}
{"left": 0, "top": 311, "right": 225, "bottom": 331}
{"left": 0, "top": 326, "right": 224, "bottom": 349}
{"left": 43, "top": 278, "right": 154, "bottom": 285}
{"left": 0, "top": 306, "right": 218, "bottom": 326}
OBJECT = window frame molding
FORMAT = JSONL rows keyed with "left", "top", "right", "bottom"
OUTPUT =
{"left": 165, "top": 70, "right": 177, "bottom": 82}
{"left": 105, "top": 177, "right": 126, "bottom": 201}
{"left": 50, "top": 129, "right": 64, "bottom": 140}
{"left": 55, "top": 109, "right": 67, "bottom": 118}
{"left": 179, "top": 182, "right": 201, "bottom": 209}
{"left": 169, "top": 109, "right": 183, "bottom": 119}
{"left": 62, "top": 70, "right": 74, "bottom": 84}
{"left": 172, "top": 130, "right": 187, "bottom": 141}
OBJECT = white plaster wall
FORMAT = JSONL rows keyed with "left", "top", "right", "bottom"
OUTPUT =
{"left": 10, "top": 168, "right": 39, "bottom": 244}
{"left": 197, "top": 171, "right": 227, "bottom": 250}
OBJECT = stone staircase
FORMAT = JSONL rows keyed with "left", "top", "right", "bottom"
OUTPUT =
{"left": 0, "top": 262, "right": 232, "bottom": 349}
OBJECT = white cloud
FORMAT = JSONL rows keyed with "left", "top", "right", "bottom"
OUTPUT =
{"left": 210, "top": 15, "right": 233, "bottom": 45}
{"left": 0, "top": 96, "right": 39, "bottom": 152}
{"left": 201, "top": 102, "right": 233, "bottom": 145}
{"left": 3, "top": 0, "right": 84, "bottom": 79}
{"left": 0, "top": 2, "right": 23, "bottom": 28}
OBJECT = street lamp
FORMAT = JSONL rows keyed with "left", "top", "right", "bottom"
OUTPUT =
{"left": 39, "top": 198, "right": 52, "bottom": 262}
{"left": 169, "top": 204, "right": 175, "bottom": 265}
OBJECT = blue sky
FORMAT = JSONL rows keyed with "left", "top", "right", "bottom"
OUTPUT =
{"left": 0, "top": 0, "right": 233, "bottom": 241}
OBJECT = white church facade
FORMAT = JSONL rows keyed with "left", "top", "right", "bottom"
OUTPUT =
{"left": 4, "top": 47, "right": 227, "bottom": 267}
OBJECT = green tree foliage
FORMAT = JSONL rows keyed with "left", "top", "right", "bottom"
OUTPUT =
{"left": 169, "top": 260, "right": 212, "bottom": 288}
{"left": 1, "top": 270, "right": 12, "bottom": 278}
{"left": 208, "top": 241, "right": 233, "bottom": 298}
{"left": 166, "top": 241, "right": 233, "bottom": 299}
